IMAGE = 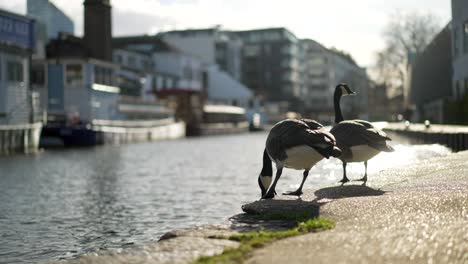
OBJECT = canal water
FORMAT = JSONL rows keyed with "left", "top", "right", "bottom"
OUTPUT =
{"left": 0, "top": 132, "right": 452, "bottom": 263}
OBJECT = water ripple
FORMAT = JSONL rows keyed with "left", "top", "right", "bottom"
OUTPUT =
{"left": 0, "top": 132, "right": 451, "bottom": 263}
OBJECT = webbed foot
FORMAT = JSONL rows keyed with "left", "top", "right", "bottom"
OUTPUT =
{"left": 339, "top": 177, "right": 350, "bottom": 186}
{"left": 283, "top": 190, "right": 303, "bottom": 196}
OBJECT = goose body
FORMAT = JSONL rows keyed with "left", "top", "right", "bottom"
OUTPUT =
{"left": 330, "top": 84, "right": 394, "bottom": 185}
{"left": 283, "top": 145, "right": 324, "bottom": 169}
{"left": 258, "top": 119, "right": 341, "bottom": 199}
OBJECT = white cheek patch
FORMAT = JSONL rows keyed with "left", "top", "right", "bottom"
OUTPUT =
{"left": 260, "top": 175, "right": 272, "bottom": 189}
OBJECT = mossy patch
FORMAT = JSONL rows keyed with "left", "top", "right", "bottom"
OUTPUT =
{"left": 193, "top": 217, "right": 334, "bottom": 264}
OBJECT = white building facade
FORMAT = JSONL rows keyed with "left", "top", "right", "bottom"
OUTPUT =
{"left": 299, "top": 39, "right": 369, "bottom": 123}
{"left": 160, "top": 28, "right": 243, "bottom": 81}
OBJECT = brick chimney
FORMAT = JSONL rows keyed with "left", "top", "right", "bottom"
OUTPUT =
{"left": 83, "top": 0, "right": 112, "bottom": 61}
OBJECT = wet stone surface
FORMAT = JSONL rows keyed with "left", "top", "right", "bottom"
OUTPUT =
{"left": 246, "top": 150, "right": 468, "bottom": 264}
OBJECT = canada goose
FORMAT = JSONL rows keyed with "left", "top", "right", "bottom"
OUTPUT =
{"left": 258, "top": 119, "right": 342, "bottom": 199}
{"left": 330, "top": 83, "right": 394, "bottom": 185}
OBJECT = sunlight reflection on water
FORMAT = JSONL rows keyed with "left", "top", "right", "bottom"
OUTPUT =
{"left": 0, "top": 132, "right": 452, "bottom": 263}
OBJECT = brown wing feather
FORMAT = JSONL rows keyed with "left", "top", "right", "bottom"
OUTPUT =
{"left": 330, "top": 121, "right": 392, "bottom": 153}
{"left": 266, "top": 119, "right": 337, "bottom": 161}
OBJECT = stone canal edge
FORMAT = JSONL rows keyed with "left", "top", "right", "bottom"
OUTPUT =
{"left": 50, "top": 150, "right": 468, "bottom": 264}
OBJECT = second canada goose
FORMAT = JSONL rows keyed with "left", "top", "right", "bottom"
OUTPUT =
{"left": 330, "top": 83, "right": 394, "bottom": 185}
{"left": 258, "top": 119, "right": 341, "bottom": 199}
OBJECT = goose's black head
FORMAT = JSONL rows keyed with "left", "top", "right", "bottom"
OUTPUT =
{"left": 334, "top": 83, "right": 356, "bottom": 97}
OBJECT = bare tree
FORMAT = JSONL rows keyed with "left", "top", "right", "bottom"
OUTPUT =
{"left": 375, "top": 11, "right": 441, "bottom": 96}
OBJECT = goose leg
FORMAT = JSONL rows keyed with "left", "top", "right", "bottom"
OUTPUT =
{"left": 262, "top": 166, "right": 283, "bottom": 199}
{"left": 355, "top": 161, "right": 368, "bottom": 185}
{"left": 283, "top": 170, "right": 309, "bottom": 196}
{"left": 339, "top": 162, "right": 349, "bottom": 185}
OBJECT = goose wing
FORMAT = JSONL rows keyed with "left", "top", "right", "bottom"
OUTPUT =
{"left": 267, "top": 119, "right": 337, "bottom": 161}
{"left": 350, "top": 119, "right": 391, "bottom": 140}
{"left": 330, "top": 120, "right": 392, "bottom": 154}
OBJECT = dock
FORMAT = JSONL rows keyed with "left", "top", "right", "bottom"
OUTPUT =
{"left": 0, "top": 123, "right": 42, "bottom": 154}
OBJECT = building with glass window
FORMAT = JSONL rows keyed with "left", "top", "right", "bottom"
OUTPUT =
{"left": 0, "top": 9, "right": 36, "bottom": 125}
{"left": 26, "top": 0, "right": 74, "bottom": 59}
{"left": 32, "top": 33, "right": 121, "bottom": 124}
{"left": 113, "top": 48, "right": 154, "bottom": 99}
{"left": 159, "top": 27, "right": 243, "bottom": 81}
{"left": 233, "top": 28, "right": 301, "bottom": 106}
{"left": 113, "top": 35, "right": 206, "bottom": 134}
{"left": 0, "top": 9, "right": 42, "bottom": 153}
{"left": 328, "top": 48, "right": 369, "bottom": 121}
{"left": 451, "top": 0, "right": 468, "bottom": 100}
{"left": 297, "top": 39, "right": 369, "bottom": 123}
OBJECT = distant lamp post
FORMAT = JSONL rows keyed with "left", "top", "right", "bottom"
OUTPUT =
{"left": 424, "top": 120, "right": 431, "bottom": 129}
{"left": 404, "top": 120, "right": 411, "bottom": 129}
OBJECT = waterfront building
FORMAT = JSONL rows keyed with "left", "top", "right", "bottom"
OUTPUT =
{"left": 328, "top": 48, "right": 369, "bottom": 121}
{"left": 37, "top": 33, "right": 121, "bottom": 123}
{"left": 159, "top": 27, "right": 243, "bottom": 81}
{"left": 298, "top": 39, "right": 369, "bottom": 123}
{"left": 113, "top": 35, "right": 205, "bottom": 134}
{"left": 26, "top": 0, "right": 74, "bottom": 59}
{"left": 233, "top": 28, "right": 302, "bottom": 106}
{"left": 113, "top": 48, "right": 154, "bottom": 100}
{"left": 451, "top": 0, "right": 468, "bottom": 100}
{"left": 113, "top": 35, "right": 260, "bottom": 134}
{"left": 0, "top": 9, "right": 36, "bottom": 125}
{"left": 0, "top": 9, "right": 42, "bottom": 153}
{"left": 409, "top": 24, "right": 452, "bottom": 123}
{"left": 298, "top": 39, "right": 333, "bottom": 122}
{"left": 31, "top": 0, "right": 184, "bottom": 146}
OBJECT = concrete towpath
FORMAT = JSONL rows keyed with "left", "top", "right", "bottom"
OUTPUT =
{"left": 243, "top": 150, "right": 468, "bottom": 264}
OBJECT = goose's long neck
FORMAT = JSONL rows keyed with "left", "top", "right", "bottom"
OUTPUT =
{"left": 334, "top": 91, "right": 344, "bottom": 124}
{"left": 260, "top": 149, "right": 272, "bottom": 177}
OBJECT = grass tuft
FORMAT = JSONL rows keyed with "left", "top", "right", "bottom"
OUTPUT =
{"left": 193, "top": 217, "right": 334, "bottom": 264}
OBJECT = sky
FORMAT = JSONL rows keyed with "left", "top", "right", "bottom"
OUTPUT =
{"left": 0, "top": 0, "right": 451, "bottom": 68}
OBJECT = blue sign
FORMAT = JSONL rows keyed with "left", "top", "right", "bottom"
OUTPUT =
{"left": 0, "top": 10, "right": 35, "bottom": 50}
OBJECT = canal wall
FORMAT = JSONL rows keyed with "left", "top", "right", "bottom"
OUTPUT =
{"left": 199, "top": 121, "right": 249, "bottom": 135}
{"left": 94, "top": 120, "right": 186, "bottom": 145}
{"left": 383, "top": 122, "right": 468, "bottom": 151}
{"left": 0, "top": 122, "right": 42, "bottom": 154}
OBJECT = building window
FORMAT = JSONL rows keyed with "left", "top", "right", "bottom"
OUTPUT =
{"left": 167, "top": 78, "right": 174, "bottom": 88}
{"left": 183, "top": 65, "right": 192, "bottom": 80}
{"left": 7, "top": 60, "right": 23, "bottom": 82}
{"left": 156, "top": 76, "right": 163, "bottom": 89}
{"left": 94, "top": 66, "right": 113, "bottom": 86}
{"left": 115, "top": 54, "right": 123, "bottom": 64}
{"left": 31, "top": 64, "right": 45, "bottom": 85}
{"left": 464, "top": 22, "right": 468, "bottom": 53}
{"left": 66, "top": 64, "right": 83, "bottom": 86}
{"left": 244, "top": 45, "right": 259, "bottom": 57}
{"left": 128, "top": 56, "right": 136, "bottom": 68}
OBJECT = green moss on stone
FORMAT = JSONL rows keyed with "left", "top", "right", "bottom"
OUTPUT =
{"left": 193, "top": 218, "right": 334, "bottom": 264}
